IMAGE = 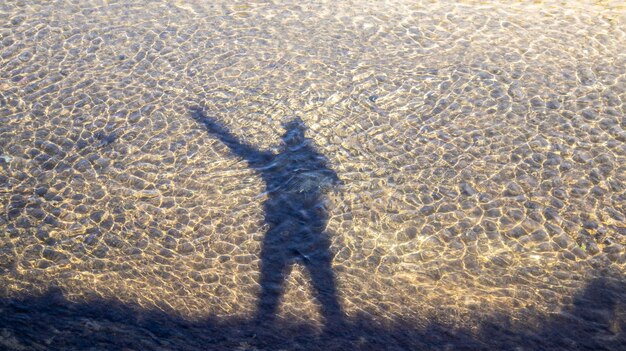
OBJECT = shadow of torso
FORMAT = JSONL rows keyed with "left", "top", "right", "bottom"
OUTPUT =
{"left": 259, "top": 142, "right": 339, "bottom": 242}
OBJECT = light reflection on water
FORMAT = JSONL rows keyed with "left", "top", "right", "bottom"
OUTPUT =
{"left": 0, "top": 0, "right": 625, "bottom": 348}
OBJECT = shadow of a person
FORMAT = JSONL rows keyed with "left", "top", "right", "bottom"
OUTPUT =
{"left": 191, "top": 108, "right": 344, "bottom": 330}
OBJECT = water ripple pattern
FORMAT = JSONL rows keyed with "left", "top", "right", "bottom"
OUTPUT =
{"left": 0, "top": 0, "right": 625, "bottom": 345}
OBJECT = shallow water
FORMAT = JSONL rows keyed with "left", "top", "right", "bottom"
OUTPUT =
{"left": 0, "top": 0, "right": 625, "bottom": 349}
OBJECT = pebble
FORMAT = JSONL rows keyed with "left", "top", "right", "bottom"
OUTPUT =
{"left": 508, "top": 227, "right": 525, "bottom": 238}
{"left": 459, "top": 182, "right": 476, "bottom": 196}
{"left": 90, "top": 211, "right": 105, "bottom": 222}
{"left": 40, "top": 141, "right": 64, "bottom": 157}
{"left": 42, "top": 248, "right": 68, "bottom": 262}
{"left": 84, "top": 234, "right": 99, "bottom": 246}
{"left": 10, "top": 15, "right": 25, "bottom": 26}
{"left": 92, "top": 246, "right": 109, "bottom": 258}
{"left": 531, "top": 230, "right": 548, "bottom": 241}
{"left": 572, "top": 151, "right": 591, "bottom": 164}
{"left": 546, "top": 100, "right": 560, "bottom": 109}
{"left": 27, "top": 208, "right": 46, "bottom": 220}
{"left": 74, "top": 159, "right": 91, "bottom": 172}
{"left": 397, "top": 227, "right": 417, "bottom": 242}
{"left": 543, "top": 207, "right": 560, "bottom": 221}
{"left": 504, "top": 182, "right": 523, "bottom": 196}
{"left": 420, "top": 205, "right": 435, "bottom": 216}
{"left": 577, "top": 67, "right": 596, "bottom": 85}
{"left": 95, "top": 132, "right": 118, "bottom": 148}
{"left": 552, "top": 235, "right": 569, "bottom": 248}
{"left": 581, "top": 109, "right": 597, "bottom": 120}
{"left": 530, "top": 97, "right": 544, "bottom": 108}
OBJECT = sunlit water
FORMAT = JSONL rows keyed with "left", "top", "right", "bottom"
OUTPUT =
{"left": 1, "top": 0, "right": 625, "bottom": 349}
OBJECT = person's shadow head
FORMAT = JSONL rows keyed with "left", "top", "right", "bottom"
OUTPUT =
{"left": 280, "top": 117, "right": 306, "bottom": 148}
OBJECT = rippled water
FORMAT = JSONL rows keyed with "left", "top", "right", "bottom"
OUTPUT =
{"left": 1, "top": 0, "right": 625, "bottom": 349}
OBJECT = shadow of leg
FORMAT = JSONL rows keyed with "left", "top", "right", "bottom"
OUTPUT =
{"left": 254, "top": 240, "right": 289, "bottom": 326}
{"left": 305, "top": 243, "right": 344, "bottom": 332}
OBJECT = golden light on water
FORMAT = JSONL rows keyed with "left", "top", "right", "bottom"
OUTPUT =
{"left": 0, "top": 0, "right": 624, "bottom": 349}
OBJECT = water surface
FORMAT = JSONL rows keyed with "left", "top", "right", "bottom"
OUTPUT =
{"left": 0, "top": 0, "right": 625, "bottom": 349}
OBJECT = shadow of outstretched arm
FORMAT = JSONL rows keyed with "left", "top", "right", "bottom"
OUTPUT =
{"left": 190, "top": 107, "right": 269, "bottom": 163}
